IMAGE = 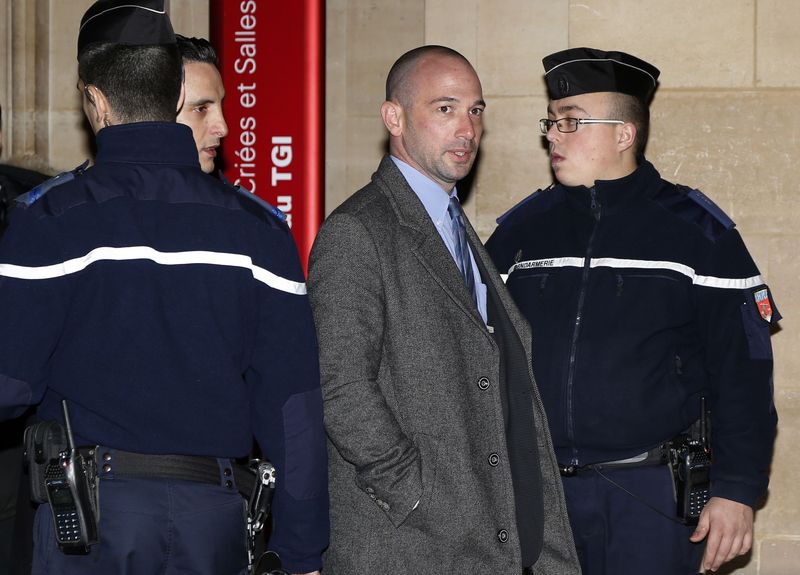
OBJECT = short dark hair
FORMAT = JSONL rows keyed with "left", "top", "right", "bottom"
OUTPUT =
{"left": 385, "top": 45, "right": 471, "bottom": 106}
{"left": 609, "top": 93, "right": 650, "bottom": 156}
{"left": 176, "top": 34, "right": 218, "bottom": 67}
{"left": 78, "top": 42, "right": 182, "bottom": 123}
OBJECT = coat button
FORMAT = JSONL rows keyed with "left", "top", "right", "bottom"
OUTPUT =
{"left": 497, "top": 529, "right": 509, "bottom": 543}
{"left": 225, "top": 480, "right": 233, "bottom": 489}
{"left": 102, "top": 452, "right": 112, "bottom": 462}
{"left": 223, "top": 468, "right": 232, "bottom": 477}
{"left": 488, "top": 453, "right": 500, "bottom": 466}
{"left": 102, "top": 463, "right": 111, "bottom": 473}
{"left": 477, "top": 377, "right": 490, "bottom": 390}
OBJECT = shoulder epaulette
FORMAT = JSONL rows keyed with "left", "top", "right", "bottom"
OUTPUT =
{"left": 15, "top": 160, "right": 89, "bottom": 207}
{"left": 233, "top": 184, "right": 288, "bottom": 224}
{"left": 217, "top": 171, "right": 288, "bottom": 226}
{"left": 681, "top": 185, "right": 735, "bottom": 230}
{"left": 496, "top": 185, "right": 555, "bottom": 226}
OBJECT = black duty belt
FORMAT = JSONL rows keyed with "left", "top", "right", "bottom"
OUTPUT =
{"left": 559, "top": 445, "right": 668, "bottom": 477}
{"left": 82, "top": 447, "right": 256, "bottom": 497}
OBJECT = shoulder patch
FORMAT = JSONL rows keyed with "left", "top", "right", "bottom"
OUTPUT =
{"left": 14, "top": 160, "right": 89, "bottom": 207}
{"left": 753, "top": 287, "right": 777, "bottom": 323}
{"left": 496, "top": 185, "right": 555, "bottom": 226}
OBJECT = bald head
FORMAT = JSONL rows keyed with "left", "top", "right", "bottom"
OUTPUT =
{"left": 380, "top": 45, "right": 484, "bottom": 192}
{"left": 385, "top": 45, "right": 473, "bottom": 107}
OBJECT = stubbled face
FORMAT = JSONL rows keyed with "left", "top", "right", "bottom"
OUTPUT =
{"left": 544, "top": 91, "right": 626, "bottom": 188}
{"left": 177, "top": 61, "right": 228, "bottom": 174}
{"left": 393, "top": 55, "right": 485, "bottom": 192}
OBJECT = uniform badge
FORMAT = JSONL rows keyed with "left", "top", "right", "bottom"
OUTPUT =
{"left": 557, "top": 76, "right": 570, "bottom": 98}
{"left": 753, "top": 288, "right": 773, "bottom": 323}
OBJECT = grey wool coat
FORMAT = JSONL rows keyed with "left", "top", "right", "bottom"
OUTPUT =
{"left": 307, "top": 157, "right": 579, "bottom": 575}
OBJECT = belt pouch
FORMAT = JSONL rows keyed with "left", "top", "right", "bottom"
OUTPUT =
{"left": 23, "top": 420, "right": 68, "bottom": 503}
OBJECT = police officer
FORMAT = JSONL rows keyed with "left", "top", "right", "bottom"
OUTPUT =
{"left": 0, "top": 2, "right": 328, "bottom": 574}
{"left": 486, "top": 47, "right": 779, "bottom": 575}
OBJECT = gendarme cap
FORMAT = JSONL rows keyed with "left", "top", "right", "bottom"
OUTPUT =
{"left": 78, "top": 0, "right": 175, "bottom": 57}
{"left": 543, "top": 47, "right": 660, "bottom": 102}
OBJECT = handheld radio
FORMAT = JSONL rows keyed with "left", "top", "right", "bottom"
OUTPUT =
{"left": 44, "top": 400, "right": 100, "bottom": 553}
{"left": 668, "top": 397, "right": 712, "bottom": 524}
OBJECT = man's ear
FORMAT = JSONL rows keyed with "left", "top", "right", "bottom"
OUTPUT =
{"left": 381, "top": 100, "right": 403, "bottom": 137}
{"left": 84, "top": 84, "right": 112, "bottom": 129}
{"left": 617, "top": 122, "right": 637, "bottom": 153}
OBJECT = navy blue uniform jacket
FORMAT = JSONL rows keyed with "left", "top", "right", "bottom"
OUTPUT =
{"left": 486, "top": 158, "right": 778, "bottom": 507}
{"left": 0, "top": 122, "right": 328, "bottom": 571}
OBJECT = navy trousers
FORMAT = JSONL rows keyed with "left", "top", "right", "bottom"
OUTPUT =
{"left": 31, "top": 475, "right": 247, "bottom": 575}
{"left": 562, "top": 465, "right": 705, "bottom": 575}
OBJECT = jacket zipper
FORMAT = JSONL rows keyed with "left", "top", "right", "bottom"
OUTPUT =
{"left": 565, "top": 188, "right": 601, "bottom": 465}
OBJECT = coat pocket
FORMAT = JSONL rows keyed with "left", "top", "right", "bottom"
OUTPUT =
{"left": 400, "top": 432, "right": 440, "bottom": 528}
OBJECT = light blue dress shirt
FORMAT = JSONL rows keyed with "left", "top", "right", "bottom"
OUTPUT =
{"left": 391, "top": 156, "right": 488, "bottom": 324}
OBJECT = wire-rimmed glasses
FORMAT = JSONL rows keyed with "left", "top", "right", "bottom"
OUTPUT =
{"left": 539, "top": 117, "right": 624, "bottom": 134}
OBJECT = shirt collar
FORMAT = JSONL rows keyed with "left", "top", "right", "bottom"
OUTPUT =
{"left": 390, "top": 156, "right": 458, "bottom": 226}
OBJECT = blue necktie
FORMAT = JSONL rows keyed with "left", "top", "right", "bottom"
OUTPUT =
{"left": 447, "top": 196, "right": 477, "bottom": 305}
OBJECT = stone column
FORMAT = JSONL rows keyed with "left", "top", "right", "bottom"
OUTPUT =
{"left": 0, "top": 0, "right": 209, "bottom": 174}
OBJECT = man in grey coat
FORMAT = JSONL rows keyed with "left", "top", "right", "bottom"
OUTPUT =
{"left": 307, "top": 45, "right": 579, "bottom": 574}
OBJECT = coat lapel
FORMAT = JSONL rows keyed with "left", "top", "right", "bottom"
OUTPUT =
{"left": 465, "top": 216, "right": 533, "bottom": 356}
{"left": 372, "top": 157, "right": 486, "bottom": 331}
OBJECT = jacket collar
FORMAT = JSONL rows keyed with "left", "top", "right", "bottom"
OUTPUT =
{"left": 374, "top": 155, "right": 491, "bottom": 331}
{"left": 373, "top": 155, "right": 437, "bottom": 239}
{"left": 562, "top": 156, "right": 662, "bottom": 216}
{"left": 95, "top": 122, "right": 200, "bottom": 168}
{"left": 389, "top": 155, "right": 459, "bottom": 228}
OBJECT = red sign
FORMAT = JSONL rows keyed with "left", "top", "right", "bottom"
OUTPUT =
{"left": 210, "top": 0, "right": 324, "bottom": 271}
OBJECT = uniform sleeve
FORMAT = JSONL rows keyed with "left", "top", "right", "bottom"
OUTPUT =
{"left": 695, "top": 228, "right": 779, "bottom": 507}
{"left": 485, "top": 221, "right": 515, "bottom": 276}
{"left": 0, "top": 209, "right": 72, "bottom": 420}
{"left": 245, "top": 225, "right": 329, "bottom": 574}
{"left": 307, "top": 213, "right": 424, "bottom": 528}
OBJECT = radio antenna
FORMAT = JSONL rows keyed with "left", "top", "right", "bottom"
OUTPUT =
{"left": 61, "top": 399, "right": 77, "bottom": 452}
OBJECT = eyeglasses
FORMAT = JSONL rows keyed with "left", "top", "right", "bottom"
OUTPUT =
{"left": 539, "top": 117, "right": 624, "bottom": 134}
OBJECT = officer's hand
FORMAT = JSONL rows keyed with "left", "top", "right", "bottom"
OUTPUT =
{"left": 690, "top": 496, "right": 754, "bottom": 572}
